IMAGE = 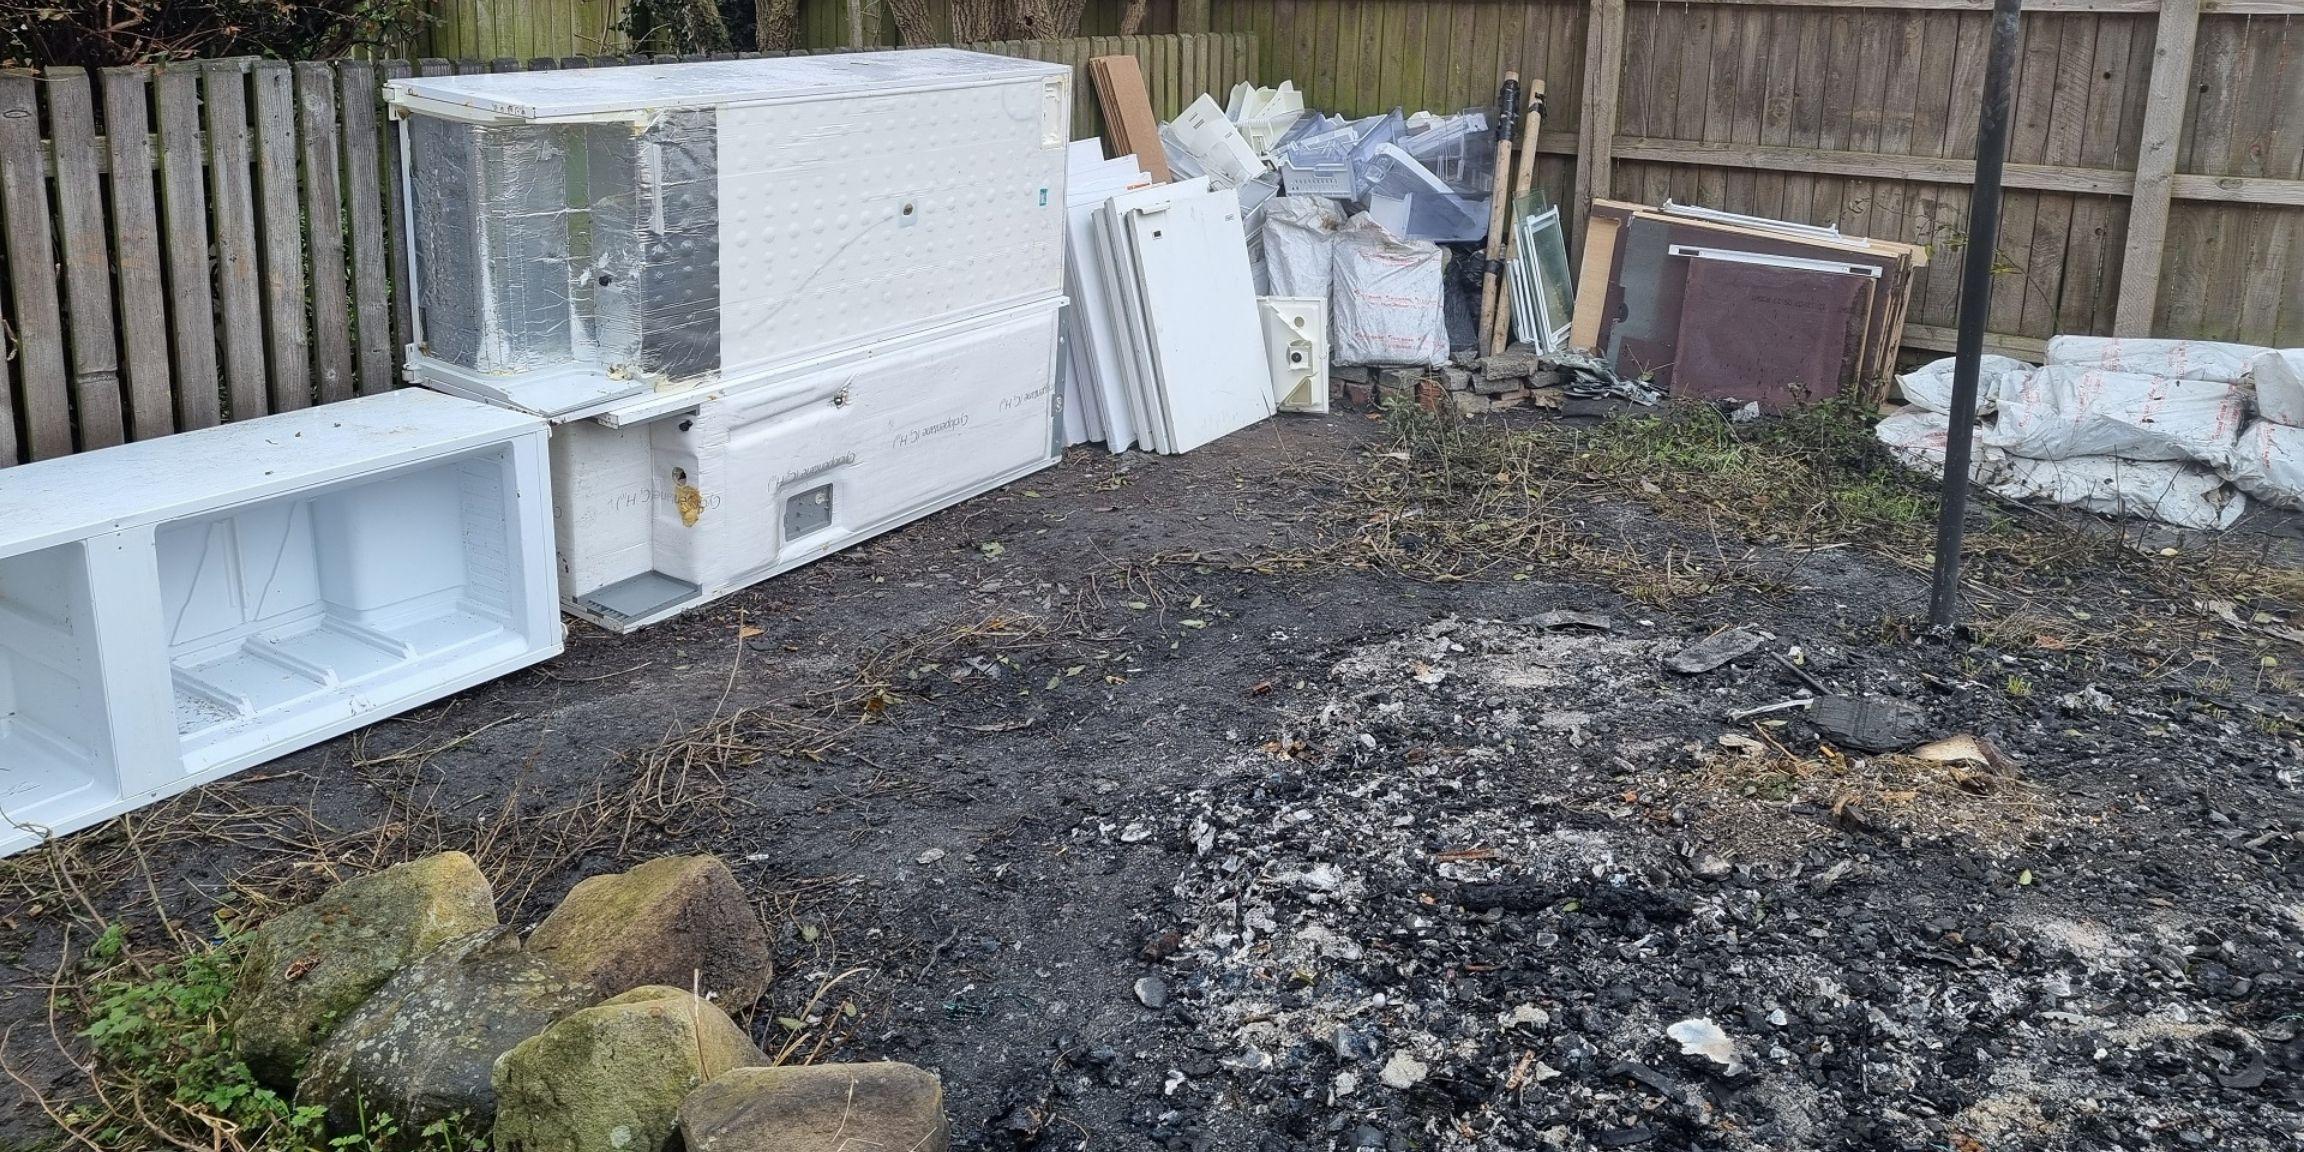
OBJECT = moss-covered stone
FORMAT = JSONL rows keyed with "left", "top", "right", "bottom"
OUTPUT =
{"left": 491, "top": 986, "right": 766, "bottom": 1152}
{"left": 675, "top": 1063, "right": 948, "bottom": 1152}
{"left": 232, "top": 851, "right": 497, "bottom": 1086}
{"left": 296, "top": 927, "right": 599, "bottom": 1145}
{"left": 525, "top": 855, "right": 772, "bottom": 1008}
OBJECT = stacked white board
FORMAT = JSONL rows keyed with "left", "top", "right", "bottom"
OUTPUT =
{"left": 1061, "top": 141, "right": 1154, "bottom": 452}
{"left": 1069, "top": 175, "right": 1274, "bottom": 455}
{"left": 0, "top": 390, "right": 562, "bottom": 858}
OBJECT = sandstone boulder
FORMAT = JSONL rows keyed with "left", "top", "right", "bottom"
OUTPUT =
{"left": 525, "top": 855, "right": 771, "bottom": 1008}
{"left": 491, "top": 986, "right": 766, "bottom": 1152}
{"left": 297, "top": 927, "right": 597, "bottom": 1142}
{"left": 232, "top": 851, "right": 497, "bottom": 1085}
{"left": 676, "top": 1063, "right": 948, "bottom": 1152}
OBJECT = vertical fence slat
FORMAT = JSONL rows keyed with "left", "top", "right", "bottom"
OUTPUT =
{"left": 382, "top": 59, "right": 417, "bottom": 369}
{"left": 340, "top": 61, "right": 396, "bottom": 398}
{"left": 155, "top": 66, "right": 221, "bottom": 431}
{"left": 204, "top": 63, "right": 267, "bottom": 421}
{"left": 46, "top": 68, "right": 125, "bottom": 451}
{"left": 0, "top": 71, "right": 72, "bottom": 460}
{"left": 101, "top": 67, "right": 174, "bottom": 441}
{"left": 296, "top": 62, "right": 355, "bottom": 405}
{"left": 252, "top": 61, "right": 312, "bottom": 412}
{"left": 2115, "top": 0, "right": 2200, "bottom": 335}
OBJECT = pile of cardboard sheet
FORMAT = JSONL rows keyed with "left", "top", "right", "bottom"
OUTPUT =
{"left": 1573, "top": 200, "right": 1930, "bottom": 412}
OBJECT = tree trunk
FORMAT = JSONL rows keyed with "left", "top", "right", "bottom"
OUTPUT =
{"left": 756, "top": 0, "right": 800, "bottom": 50}
{"left": 1118, "top": 0, "right": 1147, "bottom": 35}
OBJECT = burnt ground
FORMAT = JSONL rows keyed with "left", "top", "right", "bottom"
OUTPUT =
{"left": 2, "top": 409, "right": 2302, "bottom": 1152}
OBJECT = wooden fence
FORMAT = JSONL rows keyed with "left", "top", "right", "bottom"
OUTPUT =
{"left": 1212, "top": 0, "right": 2304, "bottom": 357}
{"left": 0, "top": 33, "right": 1256, "bottom": 468}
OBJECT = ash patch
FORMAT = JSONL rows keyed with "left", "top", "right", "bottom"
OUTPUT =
{"left": 1131, "top": 616, "right": 2304, "bottom": 1151}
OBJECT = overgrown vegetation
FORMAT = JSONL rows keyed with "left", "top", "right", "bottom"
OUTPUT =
{"left": 1341, "top": 398, "right": 2304, "bottom": 673}
{"left": 0, "top": 0, "right": 431, "bottom": 67}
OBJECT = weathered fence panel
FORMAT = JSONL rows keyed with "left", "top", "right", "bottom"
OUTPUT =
{"left": 1215, "top": 0, "right": 2304, "bottom": 359}
{"left": 0, "top": 34, "right": 1255, "bottom": 467}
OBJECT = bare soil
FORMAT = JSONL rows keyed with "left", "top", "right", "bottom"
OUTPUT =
{"left": 2, "top": 411, "right": 2300, "bottom": 1151}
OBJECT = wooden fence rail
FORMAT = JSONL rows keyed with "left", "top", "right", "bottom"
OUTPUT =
{"left": 0, "top": 32, "right": 1258, "bottom": 468}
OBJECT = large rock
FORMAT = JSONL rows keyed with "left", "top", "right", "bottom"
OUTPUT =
{"left": 297, "top": 927, "right": 599, "bottom": 1142}
{"left": 524, "top": 855, "right": 772, "bottom": 1009}
{"left": 492, "top": 986, "right": 766, "bottom": 1152}
{"left": 232, "top": 851, "right": 497, "bottom": 1085}
{"left": 676, "top": 1063, "right": 948, "bottom": 1152}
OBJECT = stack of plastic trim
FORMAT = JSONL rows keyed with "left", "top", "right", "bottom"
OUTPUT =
{"left": 387, "top": 51, "right": 1074, "bottom": 632}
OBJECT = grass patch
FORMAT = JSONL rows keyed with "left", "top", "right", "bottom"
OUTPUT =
{"left": 1341, "top": 398, "right": 2304, "bottom": 675}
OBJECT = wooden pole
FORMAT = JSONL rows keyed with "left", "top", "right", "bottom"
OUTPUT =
{"left": 1486, "top": 80, "right": 1546, "bottom": 356}
{"left": 1475, "top": 72, "right": 1520, "bottom": 361}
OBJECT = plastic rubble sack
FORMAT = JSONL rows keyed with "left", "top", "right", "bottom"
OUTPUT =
{"left": 2044, "top": 335, "right": 2265, "bottom": 385}
{"left": 1879, "top": 408, "right": 2245, "bottom": 530}
{"left": 2223, "top": 419, "right": 2304, "bottom": 509}
{"left": 1330, "top": 213, "right": 1449, "bottom": 367}
{"left": 1980, "top": 363, "right": 2246, "bottom": 465}
{"left": 1262, "top": 195, "right": 1344, "bottom": 300}
{"left": 2250, "top": 349, "right": 2304, "bottom": 427}
{"left": 1892, "top": 354, "right": 2033, "bottom": 416}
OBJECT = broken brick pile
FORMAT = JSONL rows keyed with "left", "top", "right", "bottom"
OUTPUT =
{"left": 1329, "top": 343, "right": 1563, "bottom": 415}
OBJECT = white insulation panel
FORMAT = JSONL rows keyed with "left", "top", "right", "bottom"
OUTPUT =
{"left": 554, "top": 302, "right": 1065, "bottom": 632}
{"left": 393, "top": 51, "right": 1070, "bottom": 419}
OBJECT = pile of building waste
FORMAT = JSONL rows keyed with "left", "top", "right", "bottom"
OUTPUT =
{"left": 1880, "top": 339, "right": 2304, "bottom": 530}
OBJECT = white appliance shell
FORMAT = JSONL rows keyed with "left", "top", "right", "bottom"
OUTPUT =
{"left": 0, "top": 390, "right": 561, "bottom": 858}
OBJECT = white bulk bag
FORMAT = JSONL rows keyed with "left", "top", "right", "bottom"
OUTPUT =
{"left": 1330, "top": 213, "right": 1449, "bottom": 367}
{"left": 1981, "top": 364, "right": 2245, "bottom": 465}
{"left": 2044, "top": 336, "right": 2263, "bottom": 385}
{"left": 1262, "top": 195, "right": 1344, "bottom": 300}
{"left": 2223, "top": 419, "right": 2304, "bottom": 510}
{"left": 1892, "top": 355, "right": 2031, "bottom": 416}
{"left": 2249, "top": 349, "right": 2304, "bottom": 427}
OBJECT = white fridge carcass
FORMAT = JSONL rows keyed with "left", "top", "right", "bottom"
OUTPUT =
{"left": 0, "top": 390, "right": 561, "bottom": 858}
{"left": 386, "top": 52, "right": 1074, "bottom": 630}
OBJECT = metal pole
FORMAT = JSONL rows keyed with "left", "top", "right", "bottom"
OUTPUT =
{"left": 1927, "top": 0, "right": 2024, "bottom": 628}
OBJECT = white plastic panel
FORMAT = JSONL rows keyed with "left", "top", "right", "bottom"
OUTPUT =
{"left": 1119, "top": 185, "right": 1274, "bottom": 453}
{"left": 555, "top": 302, "right": 1065, "bottom": 632}
{"left": 0, "top": 390, "right": 561, "bottom": 858}
{"left": 714, "top": 81, "right": 1067, "bottom": 380}
{"left": 1259, "top": 296, "right": 1329, "bottom": 413}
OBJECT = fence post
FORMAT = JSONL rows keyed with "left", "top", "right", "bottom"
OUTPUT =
{"left": 2112, "top": 0, "right": 2200, "bottom": 336}
{"left": 1572, "top": 0, "right": 1625, "bottom": 244}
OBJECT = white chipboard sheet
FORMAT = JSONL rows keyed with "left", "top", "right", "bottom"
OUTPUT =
{"left": 1117, "top": 184, "right": 1274, "bottom": 453}
{"left": 553, "top": 301, "right": 1066, "bottom": 632}
{"left": 0, "top": 390, "right": 562, "bottom": 859}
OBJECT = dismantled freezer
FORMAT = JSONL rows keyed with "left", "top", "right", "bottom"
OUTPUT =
{"left": 0, "top": 390, "right": 562, "bottom": 859}
{"left": 386, "top": 51, "right": 1073, "bottom": 630}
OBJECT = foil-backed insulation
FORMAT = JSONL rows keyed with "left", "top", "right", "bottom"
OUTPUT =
{"left": 412, "top": 112, "right": 722, "bottom": 384}
{"left": 410, "top": 117, "right": 575, "bottom": 374}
